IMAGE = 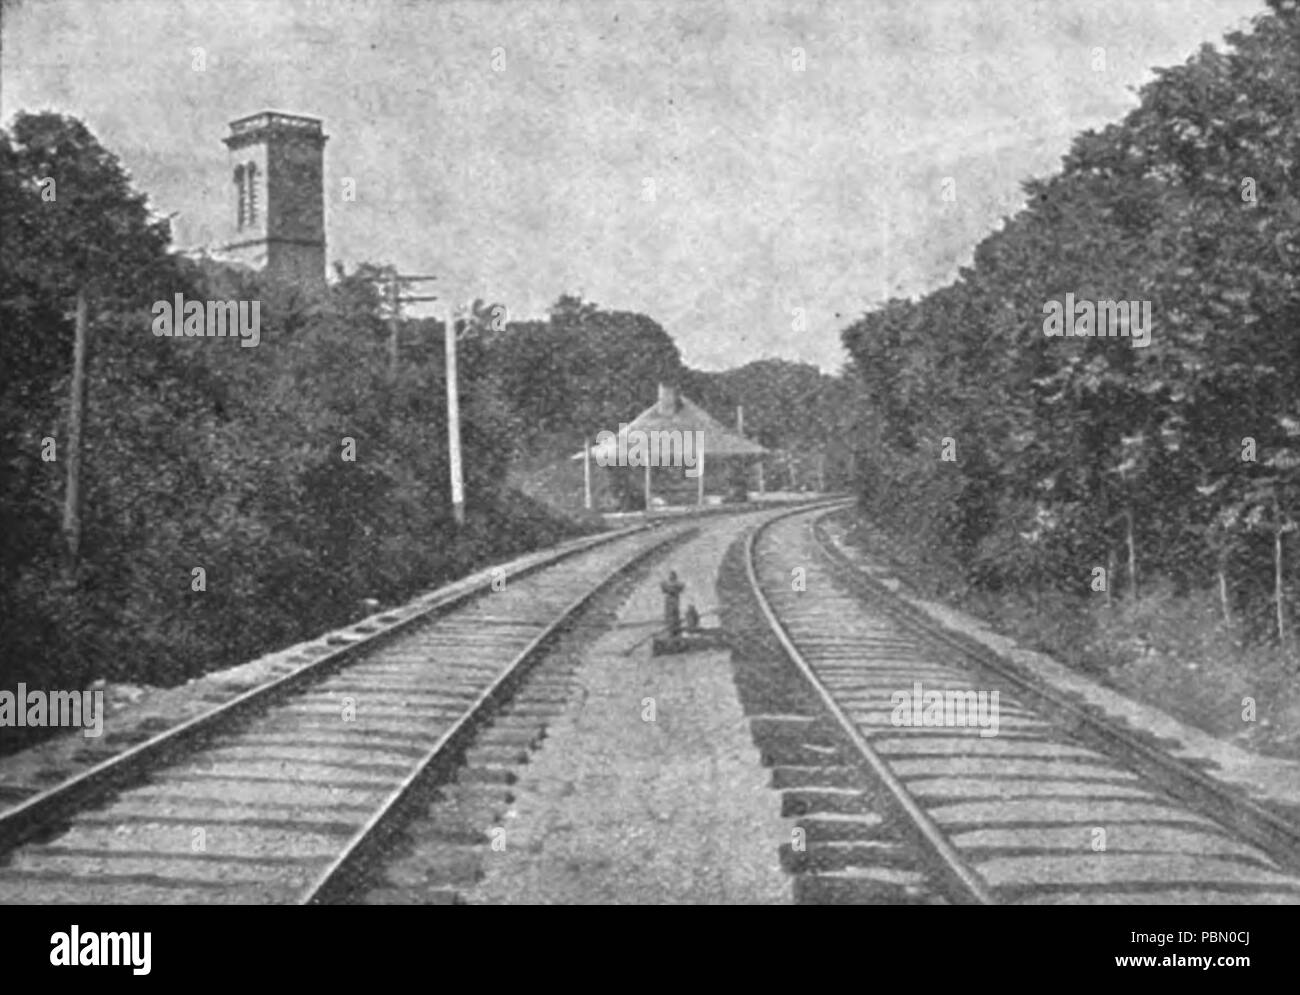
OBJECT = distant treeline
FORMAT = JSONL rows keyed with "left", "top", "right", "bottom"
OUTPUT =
{"left": 841, "top": 0, "right": 1300, "bottom": 645}
{"left": 442, "top": 294, "right": 857, "bottom": 486}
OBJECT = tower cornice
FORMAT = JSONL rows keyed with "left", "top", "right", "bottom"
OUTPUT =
{"left": 224, "top": 111, "right": 329, "bottom": 150}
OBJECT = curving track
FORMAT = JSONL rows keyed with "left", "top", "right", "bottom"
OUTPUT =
{"left": 0, "top": 523, "right": 691, "bottom": 904}
{"left": 746, "top": 503, "right": 1300, "bottom": 905}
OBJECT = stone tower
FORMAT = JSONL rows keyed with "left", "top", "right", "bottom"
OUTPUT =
{"left": 222, "top": 111, "right": 327, "bottom": 285}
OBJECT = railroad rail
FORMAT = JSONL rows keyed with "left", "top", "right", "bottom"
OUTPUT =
{"left": 0, "top": 521, "right": 693, "bottom": 904}
{"left": 744, "top": 502, "right": 1300, "bottom": 904}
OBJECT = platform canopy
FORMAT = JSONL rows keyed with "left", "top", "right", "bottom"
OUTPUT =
{"left": 572, "top": 384, "right": 767, "bottom": 461}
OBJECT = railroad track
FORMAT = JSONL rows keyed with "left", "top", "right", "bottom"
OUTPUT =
{"left": 743, "top": 503, "right": 1300, "bottom": 904}
{"left": 0, "top": 522, "right": 693, "bottom": 904}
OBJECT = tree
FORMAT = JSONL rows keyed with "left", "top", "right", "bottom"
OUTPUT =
{"left": 2, "top": 113, "right": 178, "bottom": 571}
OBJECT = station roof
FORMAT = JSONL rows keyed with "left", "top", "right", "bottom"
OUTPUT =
{"left": 572, "top": 385, "right": 767, "bottom": 460}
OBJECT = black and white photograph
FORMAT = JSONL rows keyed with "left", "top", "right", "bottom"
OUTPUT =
{"left": 0, "top": 0, "right": 1296, "bottom": 949}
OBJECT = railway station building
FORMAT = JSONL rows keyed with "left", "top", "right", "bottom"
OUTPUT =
{"left": 573, "top": 384, "right": 767, "bottom": 511}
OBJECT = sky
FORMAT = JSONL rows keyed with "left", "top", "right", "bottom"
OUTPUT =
{"left": 1, "top": 0, "right": 1268, "bottom": 372}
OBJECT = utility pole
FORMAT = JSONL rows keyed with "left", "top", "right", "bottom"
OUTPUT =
{"left": 381, "top": 269, "right": 438, "bottom": 376}
{"left": 583, "top": 435, "right": 592, "bottom": 511}
{"left": 697, "top": 436, "right": 705, "bottom": 507}
{"left": 62, "top": 287, "right": 89, "bottom": 575}
{"left": 387, "top": 274, "right": 399, "bottom": 373}
{"left": 446, "top": 300, "right": 466, "bottom": 527}
{"left": 376, "top": 269, "right": 455, "bottom": 523}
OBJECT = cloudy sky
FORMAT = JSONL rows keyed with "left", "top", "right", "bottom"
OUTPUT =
{"left": 2, "top": 0, "right": 1266, "bottom": 371}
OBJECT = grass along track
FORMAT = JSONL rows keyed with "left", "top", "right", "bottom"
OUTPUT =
{"left": 740, "top": 503, "right": 1300, "bottom": 904}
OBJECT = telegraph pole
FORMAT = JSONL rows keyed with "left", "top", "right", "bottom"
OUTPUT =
{"left": 375, "top": 269, "right": 456, "bottom": 522}
{"left": 697, "top": 436, "right": 705, "bottom": 507}
{"left": 583, "top": 435, "right": 592, "bottom": 511}
{"left": 446, "top": 300, "right": 466, "bottom": 526}
{"left": 63, "top": 287, "right": 88, "bottom": 574}
{"left": 382, "top": 270, "right": 438, "bottom": 376}
{"left": 387, "top": 274, "right": 399, "bottom": 373}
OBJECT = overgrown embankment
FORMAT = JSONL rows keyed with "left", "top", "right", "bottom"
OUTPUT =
{"left": 837, "top": 1, "right": 1300, "bottom": 760}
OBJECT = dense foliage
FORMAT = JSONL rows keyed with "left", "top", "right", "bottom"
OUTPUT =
{"left": 0, "top": 113, "right": 582, "bottom": 738}
{"left": 841, "top": 0, "right": 1300, "bottom": 645}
